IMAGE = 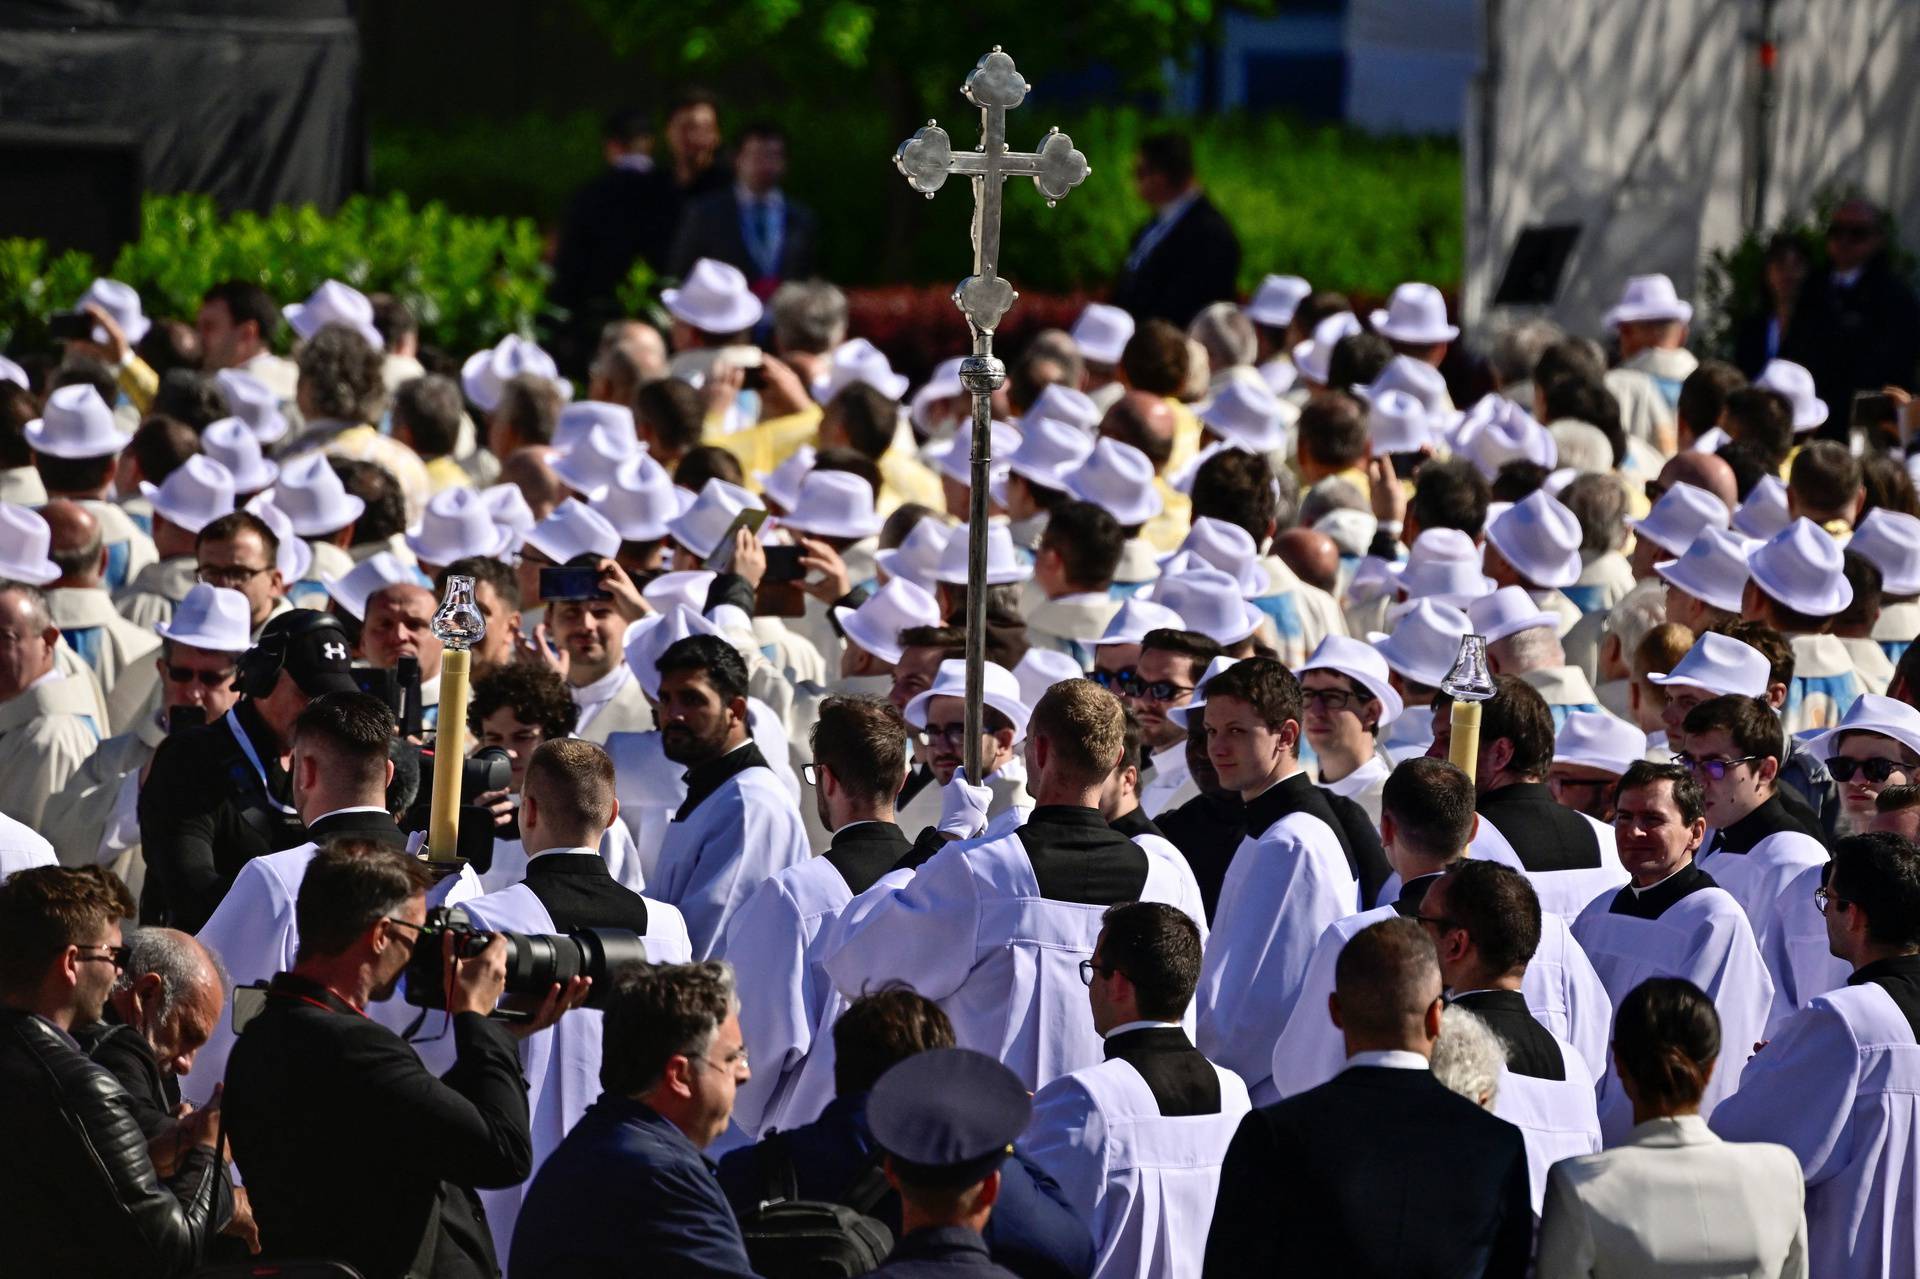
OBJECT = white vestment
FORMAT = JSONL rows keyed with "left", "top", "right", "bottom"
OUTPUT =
{"left": 0, "top": 809, "right": 55, "bottom": 879}
{"left": 570, "top": 664, "right": 655, "bottom": 744}
{"left": 41, "top": 712, "right": 164, "bottom": 885}
{"left": 1471, "top": 809, "right": 1629, "bottom": 921}
{"left": 1760, "top": 863, "right": 1852, "bottom": 1037}
{"left": 650, "top": 750, "right": 811, "bottom": 960}
{"left": 1697, "top": 828, "right": 1829, "bottom": 960}
{"left": 46, "top": 585, "right": 162, "bottom": 735}
{"left": 0, "top": 672, "right": 101, "bottom": 828}
{"left": 1025, "top": 1051, "right": 1252, "bottom": 1279}
{"left": 114, "top": 555, "right": 199, "bottom": 629}
{"left": 479, "top": 821, "right": 644, "bottom": 897}
{"left": 1490, "top": 1048, "right": 1603, "bottom": 1213}
{"left": 1139, "top": 743, "right": 1196, "bottom": 820}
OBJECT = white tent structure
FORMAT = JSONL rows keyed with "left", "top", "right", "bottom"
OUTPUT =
{"left": 1455, "top": 0, "right": 1920, "bottom": 336}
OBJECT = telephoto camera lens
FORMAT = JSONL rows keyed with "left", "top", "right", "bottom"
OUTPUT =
{"left": 405, "top": 906, "right": 650, "bottom": 1013}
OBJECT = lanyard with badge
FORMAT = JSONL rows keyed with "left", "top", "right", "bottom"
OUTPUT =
{"left": 228, "top": 713, "right": 299, "bottom": 816}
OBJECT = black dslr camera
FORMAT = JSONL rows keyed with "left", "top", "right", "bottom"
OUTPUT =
{"left": 400, "top": 745, "right": 516, "bottom": 865}
{"left": 403, "top": 904, "right": 648, "bottom": 1015}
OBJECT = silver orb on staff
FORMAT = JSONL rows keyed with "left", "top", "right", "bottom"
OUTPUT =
{"left": 425, "top": 574, "right": 486, "bottom": 864}
{"left": 895, "top": 46, "right": 1090, "bottom": 781}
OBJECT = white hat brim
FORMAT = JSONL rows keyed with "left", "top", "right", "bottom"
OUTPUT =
{"left": 836, "top": 606, "right": 905, "bottom": 666}
{"left": 661, "top": 289, "right": 764, "bottom": 335}
{"left": 284, "top": 494, "right": 367, "bottom": 538}
{"left": 1369, "top": 309, "right": 1459, "bottom": 344}
{"left": 1604, "top": 301, "right": 1694, "bottom": 329}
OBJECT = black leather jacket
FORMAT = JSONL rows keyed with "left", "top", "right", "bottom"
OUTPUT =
{"left": 0, "top": 1008, "right": 230, "bottom": 1275}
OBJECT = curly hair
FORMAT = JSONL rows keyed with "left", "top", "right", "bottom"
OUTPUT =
{"left": 297, "top": 325, "right": 387, "bottom": 424}
{"left": 469, "top": 661, "right": 580, "bottom": 739}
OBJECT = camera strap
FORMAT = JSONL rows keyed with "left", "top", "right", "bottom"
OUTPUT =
{"left": 228, "top": 714, "right": 298, "bottom": 816}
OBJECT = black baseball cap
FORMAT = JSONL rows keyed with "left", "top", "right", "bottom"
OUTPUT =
{"left": 259, "top": 610, "right": 359, "bottom": 697}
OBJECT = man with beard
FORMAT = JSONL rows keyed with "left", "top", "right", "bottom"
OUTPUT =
{"left": 650, "top": 634, "right": 810, "bottom": 959}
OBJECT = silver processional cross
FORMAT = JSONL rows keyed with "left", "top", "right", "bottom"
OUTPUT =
{"left": 895, "top": 47, "right": 1090, "bottom": 781}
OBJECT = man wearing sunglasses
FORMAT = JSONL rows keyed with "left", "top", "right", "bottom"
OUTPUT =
{"left": 1130, "top": 627, "right": 1220, "bottom": 819}
{"left": 1712, "top": 830, "right": 1920, "bottom": 1279}
{"left": 1683, "top": 694, "right": 1831, "bottom": 959}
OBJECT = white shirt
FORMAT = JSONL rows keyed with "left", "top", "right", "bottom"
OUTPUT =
{"left": 1139, "top": 743, "right": 1196, "bottom": 819}
{"left": 1345, "top": 1049, "right": 1430, "bottom": 1071}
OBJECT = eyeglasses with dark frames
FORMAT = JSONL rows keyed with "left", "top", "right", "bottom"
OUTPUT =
{"left": 1119, "top": 673, "right": 1193, "bottom": 703}
{"left": 1814, "top": 885, "right": 1851, "bottom": 916}
{"left": 1079, "top": 958, "right": 1122, "bottom": 986}
{"left": 74, "top": 944, "right": 131, "bottom": 970}
{"left": 1674, "top": 753, "right": 1760, "bottom": 782}
{"left": 1826, "top": 757, "right": 1915, "bottom": 785}
{"left": 196, "top": 563, "right": 272, "bottom": 588}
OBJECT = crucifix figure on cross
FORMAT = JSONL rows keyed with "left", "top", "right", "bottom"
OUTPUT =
{"left": 894, "top": 47, "right": 1090, "bottom": 783}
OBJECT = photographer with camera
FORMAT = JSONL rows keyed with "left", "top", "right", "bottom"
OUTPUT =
{"left": 224, "top": 840, "right": 586, "bottom": 1279}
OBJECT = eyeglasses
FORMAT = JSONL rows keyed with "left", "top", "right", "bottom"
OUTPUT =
{"left": 1089, "top": 667, "right": 1135, "bottom": 692}
{"left": 74, "top": 944, "right": 130, "bottom": 970}
{"left": 1302, "top": 687, "right": 1368, "bottom": 713}
{"left": 1078, "top": 959, "right": 1121, "bottom": 986}
{"left": 918, "top": 721, "right": 973, "bottom": 747}
{"left": 1414, "top": 912, "right": 1464, "bottom": 934}
{"left": 801, "top": 762, "right": 822, "bottom": 786}
{"left": 383, "top": 916, "right": 424, "bottom": 944}
{"left": 1827, "top": 757, "right": 1914, "bottom": 784}
{"left": 197, "top": 563, "right": 271, "bottom": 588}
{"left": 1675, "top": 753, "right": 1759, "bottom": 781}
{"left": 164, "top": 664, "right": 236, "bottom": 688}
{"left": 1814, "top": 885, "right": 1852, "bottom": 916}
{"left": 1119, "top": 673, "right": 1193, "bottom": 703}
{"left": 691, "top": 1045, "right": 750, "bottom": 1074}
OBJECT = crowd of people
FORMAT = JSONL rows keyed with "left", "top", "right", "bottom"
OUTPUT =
{"left": 4, "top": 109, "right": 1920, "bottom": 1277}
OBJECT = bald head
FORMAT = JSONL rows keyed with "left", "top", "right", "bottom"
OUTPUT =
{"left": 1658, "top": 451, "right": 1737, "bottom": 513}
{"left": 502, "top": 446, "right": 564, "bottom": 524}
{"left": 1274, "top": 527, "right": 1341, "bottom": 593}
{"left": 1099, "top": 391, "right": 1176, "bottom": 473}
{"left": 42, "top": 499, "right": 105, "bottom": 587}
{"left": 116, "top": 927, "right": 226, "bottom": 1076}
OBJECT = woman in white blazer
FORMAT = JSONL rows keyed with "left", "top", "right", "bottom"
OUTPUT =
{"left": 1537, "top": 976, "right": 1807, "bottom": 1278}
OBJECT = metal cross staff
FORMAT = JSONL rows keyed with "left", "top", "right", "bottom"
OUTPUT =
{"left": 895, "top": 47, "right": 1090, "bottom": 781}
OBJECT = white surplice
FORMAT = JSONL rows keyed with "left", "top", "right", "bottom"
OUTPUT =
{"left": 1139, "top": 743, "right": 1197, "bottom": 820}
{"left": 1697, "top": 828, "right": 1829, "bottom": 959}
{"left": 0, "top": 670, "right": 101, "bottom": 828}
{"left": 1471, "top": 809, "right": 1629, "bottom": 921}
{"left": 1759, "top": 862, "right": 1852, "bottom": 1037}
{"left": 479, "top": 820, "right": 645, "bottom": 896}
{"left": 1490, "top": 1050, "right": 1603, "bottom": 1213}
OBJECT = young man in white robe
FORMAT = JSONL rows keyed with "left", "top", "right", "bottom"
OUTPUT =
{"left": 1711, "top": 829, "right": 1920, "bottom": 1279}
{"left": 1189, "top": 658, "right": 1357, "bottom": 1105}
{"left": 1025, "top": 902, "right": 1249, "bottom": 1279}
{"left": 1297, "top": 635, "right": 1399, "bottom": 827}
{"left": 457, "top": 738, "right": 689, "bottom": 1266}
{"left": 826, "top": 678, "right": 1195, "bottom": 1092}
{"left": 1571, "top": 760, "right": 1775, "bottom": 1140}
{"left": 648, "top": 633, "right": 810, "bottom": 961}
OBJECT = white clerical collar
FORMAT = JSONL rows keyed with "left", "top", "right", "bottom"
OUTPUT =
{"left": 1345, "top": 1049, "right": 1429, "bottom": 1071}
{"left": 1150, "top": 741, "right": 1187, "bottom": 771}
{"left": 1153, "top": 188, "right": 1201, "bottom": 226}
{"left": 833, "top": 818, "right": 884, "bottom": 836}
{"left": 1104, "top": 1019, "right": 1180, "bottom": 1039}
{"left": 527, "top": 845, "right": 599, "bottom": 862}
{"left": 1322, "top": 753, "right": 1389, "bottom": 795}
{"left": 1631, "top": 861, "right": 1693, "bottom": 897}
{"left": 573, "top": 663, "right": 629, "bottom": 707}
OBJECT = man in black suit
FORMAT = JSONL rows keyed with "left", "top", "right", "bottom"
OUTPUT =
{"left": 669, "top": 121, "right": 817, "bottom": 299}
{"left": 1783, "top": 198, "right": 1920, "bottom": 430}
{"left": 1203, "top": 917, "right": 1532, "bottom": 1277}
{"left": 224, "top": 842, "right": 583, "bottom": 1279}
{"left": 1110, "top": 133, "right": 1241, "bottom": 328}
{"left": 550, "top": 109, "right": 681, "bottom": 334}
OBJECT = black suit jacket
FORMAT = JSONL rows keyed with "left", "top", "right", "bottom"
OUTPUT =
{"left": 1203, "top": 1066, "right": 1531, "bottom": 1278}
{"left": 550, "top": 166, "right": 680, "bottom": 315}
{"left": 1110, "top": 193, "right": 1241, "bottom": 328}
{"left": 1782, "top": 254, "right": 1920, "bottom": 424}
{"left": 523, "top": 851, "right": 652, "bottom": 933}
{"left": 225, "top": 974, "right": 531, "bottom": 1279}
{"left": 668, "top": 187, "right": 818, "bottom": 287}
{"left": 76, "top": 1008, "right": 177, "bottom": 1137}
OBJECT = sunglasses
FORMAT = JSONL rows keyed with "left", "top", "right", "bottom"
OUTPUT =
{"left": 165, "top": 665, "right": 236, "bottom": 688}
{"left": 1089, "top": 667, "right": 1135, "bottom": 692}
{"left": 1119, "top": 673, "right": 1193, "bottom": 703}
{"left": 1814, "top": 885, "right": 1852, "bottom": 916}
{"left": 1827, "top": 757, "right": 1913, "bottom": 784}
{"left": 74, "top": 944, "right": 130, "bottom": 970}
{"left": 1674, "top": 753, "right": 1759, "bottom": 781}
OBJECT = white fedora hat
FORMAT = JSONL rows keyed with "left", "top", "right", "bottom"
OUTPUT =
{"left": 141, "top": 455, "right": 236, "bottom": 534}
{"left": 1627, "top": 481, "right": 1730, "bottom": 557}
{"left": 323, "top": 551, "right": 429, "bottom": 622}
{"left": 782, "top": 469, "right": 884, "bottom": 540}
{"left": 933, "top": 522, "right": 1030, "bottom": 586}
{"left": 1199, "top": 376, "right": 1288, "bottom": 452}
{"left": 1070, "top": 303, "right": 1135, "bottom": 366}
{"left": 1392, "top": 546, "right": 1496, "bottom": 610}
{"left": 1066, "top": 438, "right": 1163, "bottom": 527}
{"left": 1755, "top": 359, "right": 1828, "bottom": 432}
{"left": 1367, "top": 389, "right": 1433, "bottom": 456}
{"left": 1733, "top": 475, "right": 1792, "bottom": 540}
{"left": 909, "top": 358, "right": 966, "bottom": 433}
{"left": 1649, "top": 631, "right": 1770, "bottom": 697}
{"left": 835, "top": 576, "right": 942, "bottom": 666}
{"left": 214, "top": 369, "right": 290, "bottom": 445}
{"left": 641, "top": 570, "right": 715, "bottom": 617}
{"left": 154, "top": 582, "right": 253, "bottom": 652}
{"left": 624, "top": 606, "right": 728, "bottom": 701}
{"left": 904, "top": 658, "right": 1032, "bottom": 741}
{"left": 283, "top": 280, "right": 381, "bottom": 350}
{"left": 1807, "top": 693, "right": 1920, "bottom": 763}
{"left": 201, "top": 418, "right": 279, "bottom": 493}
{"left": 1456, "top": 400, "right": 1556, "bottom": 481}
{"left": 1468, "top": 586, "right": 1561, "bottom": 643}
{"left": 1357, "top": 356, "right": 1450, "bottom": 417}
{"left": 665, "top": 478, "right": 763, "bottom": 561}
{"left": 1554, "top": 710, "right": 1649, "bottom": 775}
{"left": 593, "top": 452, "right": 679, "bottom": 542}
{"left": 1014, "top": 648, "right": 1085, "bottom": 710}
{"left": 1655, "top": 526, "right": 1755, "bottom": 614}
{"left": 874, "top": 518, "right": 953, "bottom": 591}
{"left": 1290, "top": 311, "right": 1362, "bottom": 386}
{"left": 1095, "top": 596, "right": 1186, "bottom": 648}
{"left": 1487, "top": 489, "right": 1582, "bottom": 589}
{"left": 758, "top": 446, "right": 817, "bottom": 512}
{"left": 1317, "top": 508, "right": 1378, "bottom": 566}
{"left": 1603, "top": 273, "right": 1693, "bottom": 328}
{"left": 814, "top": 338, "right": 909, "bottom": 404}
{"left": 482, "top": 483, "right": 536, "bottom": 538}
{"left": 245, "top": 495, "right": 312, "bottom": 583}
{"left": 932, "top": 419, "right": 1022, "bottom": 487}
{"left": 552, "top": 400, "right": 636, "bottom": 454}
{"left": 0, "top": 503, "right": 60, "bottom": 585}
{"left": 553, "top": 424, "right": 641, "bottom": 501}
{"left": 1369, "top": 598, "right": 1473, "bottom": 688}
{"left": 267, "top": 451, "right": 364, "bottom": 536}
{"left": 1370, "top": 282, "right": 1458, "bottom": 345}
{"left": 1020, "top": 384, "right": 1101, "bottom": 437}
{"left": 24, "top": 384, "right": 126, "bottom": 459}
{"left": 76, "top": 277, "right": 151, "bottom": 347}
{"left": 1749, "top": 516, "right": 1853, "bottom": 617}
{"left": 1244, "top": 274, "right": 1312, "bottom": 328}
{"left": 662, "top": 258, "right": 764, "bottom": 335}
{"left": 406, "top": 487, "right": 515, "bottom": 565}
{"left": 0, "top": 356, "right": 26, "bottom": 389}
{"left": 1003, "top": 416, "right": 1094, "bottom": 494}
{"left": 1170, "top": 654, "right": 1245, "bottom": 728}
{"left": 1299, "top": 634, "right": 1405, "bottom": 724}
{"left": 1165, "top": 517, "right": 1266, "bottom": 595}
{"left": 461, "top": 335, "right": 571, "bottom": 414}
{"left": 525, "top": 497, "right": 621, "bottom": 566}
{"left": 1849, "top": 507, "right": 1920, "bottom": 597}
{"left": 1151, "top": 568, "right": 1263, "bottom": 646}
